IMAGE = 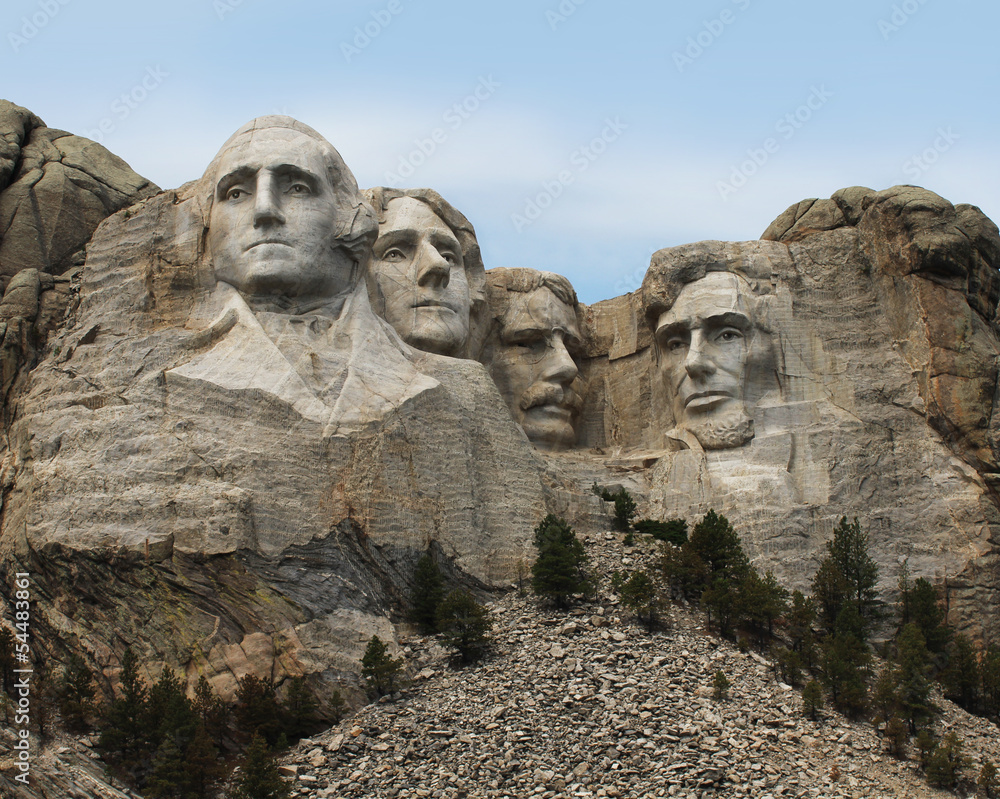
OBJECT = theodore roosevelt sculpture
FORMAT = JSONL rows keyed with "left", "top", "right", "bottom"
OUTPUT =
{"left": 483, "top": 267, "right": 585, "bottom": 450}
{"left": 363, "top": 187, "right": 486, "bottom": 358}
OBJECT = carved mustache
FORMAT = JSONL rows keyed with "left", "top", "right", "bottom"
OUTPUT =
{"left": 520, "top": 382, "right": 584, "bottom": 414}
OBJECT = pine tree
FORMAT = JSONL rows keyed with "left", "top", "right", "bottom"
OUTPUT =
{"left": 634, "top": 518, "right": 687, "bottom": 546}
{"left": 98, "top": 647, "right": 151, "bottom": 782}
{"left": 926, "top": 732, "right": 967, "bottom": 790}
{"left": 611, "top": 489, "right": 638, "bottom": 533}
{"left": 825, "top": 516, "right": 880, "bottom": 624}
{"left": 884, "top": 716, "right": 908, "bottom": 759}
{"left": 148, "top": 667, "right": 198, "bottom": 755}
{"left": 58, "top": 653, "right": 96, "bottom": 732}
{"left": 903, "top": 578, "right": 950, "bottom": 655}
{"left": 738, "top": 569, "right": 788, "bottom": 644}
{"left": 186, "top": 723, "right": 226, "bottom": 799}
{"left": 821, "top": 607, "right": 870, "bottom": 719}
{"left": 980, "top": 758, "right": 998, "bottom": 799}
{"left": 712, "top": 670, "right": 730, "bottom": 701}
{"left": 982, "top": 644, "right": 1000, "bottom": 718}
{"left": 360, "top": 636, "right": 404, "bottom": 697}
{"left": 283, "top": 676, "right": 319, "bottom": 739}
{"left": 235, "top": 674, "right": 283, "bottom": 746}
{"left": 871, "top": 662, "right": 901, "bottom": 727}
{"left": 147, "top": 737, "right": 189, "bottom": 799}
{"left": 436, "top": 589, "right": 492, "bottom": 664}
{"left": 941, "top": 632, "right": 980, "bottom": 712}
{"left": 688, "top": 510, "right": 748, "bottom": 581}
{"left": 786, "top": 591, "right": 819, "bottom": 671}
{"left": 193, "top": 674, "right": 229, "bottom": 749}
{"left": 408, "top": 552, "right": 446, "bottom": 633}
{"left": 801, "top": 680, "right": 824, "bottom": 721}
{"left": 896, "top": 623, "right": 935, "bottom": 733}
{"left": 531, "top": 514, "right": 592, "bottom": 609}
{"left": 617, "top": 569, "right": 665, "bottom": 631}
{"left": 229, "top": 732, "right": 291, "bottom": 799}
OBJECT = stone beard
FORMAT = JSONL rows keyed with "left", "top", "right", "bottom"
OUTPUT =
{"left": 654, "top": 271, "right": 759, "bottom": 451}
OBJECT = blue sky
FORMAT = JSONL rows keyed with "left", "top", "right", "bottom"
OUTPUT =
{"left": 4, "top": 0, "right": 998, "bottom": 303}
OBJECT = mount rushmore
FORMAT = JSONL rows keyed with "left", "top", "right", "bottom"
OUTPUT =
{"left": 0, "top": 101, "right": 998, "bottom": 703}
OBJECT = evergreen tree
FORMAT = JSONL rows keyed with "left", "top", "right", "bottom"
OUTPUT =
{"left": 903, "top": 577, "right": 950, "bottom": 655}
{"left": 193, "top": 674, "right": 229, "bottom": 749}
{"left": 884, "top": 716, "right": 909, "bottom": 759}
{"left": 611, "top": 489, "right": 638, "bottom": 533}
{"left": 926, "top": 732, "right": 967, "bottom": 790}
{"left": 634, "top": 518, "right": 687, "bottom": 546}
{"left": 941, "top": 632, "right": 981, "bottom": 712}
{"left": 801, "top": 680, "right": 824, "bottom": 721}
{"left": 98, "top": 647, "right": 151, "bottom": 782}
{"left": 712, "top": 670, "right": 730, "bottom": 701}
{"left": 616, "top": 569, "right": 665, "bottom": 631}
{"left": 408, "top": 552, "right": 446, "bottom": 633}
{"left": 328, "top": 689, "right": 346, "bottom": 723}
{"left": 870, "top": 662, "right": 901, "bottom": 727}
{"left": 812, "top": 558, "right": 851, "bottom": 634}
{"left": 738, "top": 569, "right": 788, "bottom": 644}
{"left": 701, "top": 577, "right": 740, "bottom": 637}
{"left": 659, "top": 543, "right": 709, "bottom": 601}
{"left": 235, "top": 674, "right": 283, "bottom": 746}
{"left": 826, "top": 517, "right": 880, "bottom": 623}
{"left": 146, "top": 738, "right": 189, "bottom": 799}
{"left": 229, "top": 733, "right": 291, "bottom": 799}
{"left": 820, "top": 606, "right": 870, "bottom": 719}
{"left": 436, "top": 589, "right": 493, "bottom": 664}
{"left": 786, "top": 591, "right": 819, "bottom": 671}
{"left": 283, "top": 676, "right": 320, "bottom": 739}
{"left": 57, "top": 653, "right": 96, "bottom": 732}
{"left": 896, "top": 623, "right": 935, "bottom": 733}
{"left": 688, "top": 510, "right": 748, "bottom": 581}
{"left": 360, "top": 635, "right": 404, "bottom": 697}
{"left": 980, "top": 759, "right": 998, "bottom": 799}
{"left": 531, "top": 514, "right": 592, "bottom": 609}
{"left": 148, "top": 667, "right": 198, "bottom": 755}
{"left": 186, "top": 723, "right": 226, "bottom": 799}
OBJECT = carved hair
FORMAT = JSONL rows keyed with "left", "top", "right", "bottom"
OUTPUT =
{"left": 485, "top": 267, "right": 578, "bottom": 309}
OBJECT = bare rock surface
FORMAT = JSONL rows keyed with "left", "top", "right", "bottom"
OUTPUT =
{"left": 275, "top": 532, "right": 1000, "bottom": 799}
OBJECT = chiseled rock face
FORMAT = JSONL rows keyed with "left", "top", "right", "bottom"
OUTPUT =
{"left": 0, "top": 117, "right": 545, "bottom": 704}
{"left": 572, "top": 189, "right": 1000, "bottom": 640}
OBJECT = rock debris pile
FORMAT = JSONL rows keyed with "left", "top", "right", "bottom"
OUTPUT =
{"left": 279, "top": 534, "right": 1000, "bottom": 799}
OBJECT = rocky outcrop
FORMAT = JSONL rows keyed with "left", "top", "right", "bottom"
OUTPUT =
{"left": 0, "top": 100, "right": 159, "bottom": 281}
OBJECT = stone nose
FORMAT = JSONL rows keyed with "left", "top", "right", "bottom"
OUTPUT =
{"left": 253, "top": 173, "right": 285, "bottom": 228}
{"left": 415, "top": 243, "right": 451, "bottom": 290}
{"left": 540, "top": 332, "right": 579, "bottom": 385}
{"left": 684, "top": 330, "right": 716, "bottom": 379}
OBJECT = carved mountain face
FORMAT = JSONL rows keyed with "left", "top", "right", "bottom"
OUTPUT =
{"left": 370, "top": 197, "right": 471, "bottom": 356}
{"left": 207, "top": 127, "right": 359, "bottom": 303}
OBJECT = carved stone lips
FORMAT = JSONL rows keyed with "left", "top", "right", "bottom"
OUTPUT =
{"left": 414, "top": 299, "right": 457, "bottom": 312}
{"left": 684, "top": 391, "right": 732, "bottom": 409}
{"left": 246, "top": 239, "right": 292, "bottom": 251}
